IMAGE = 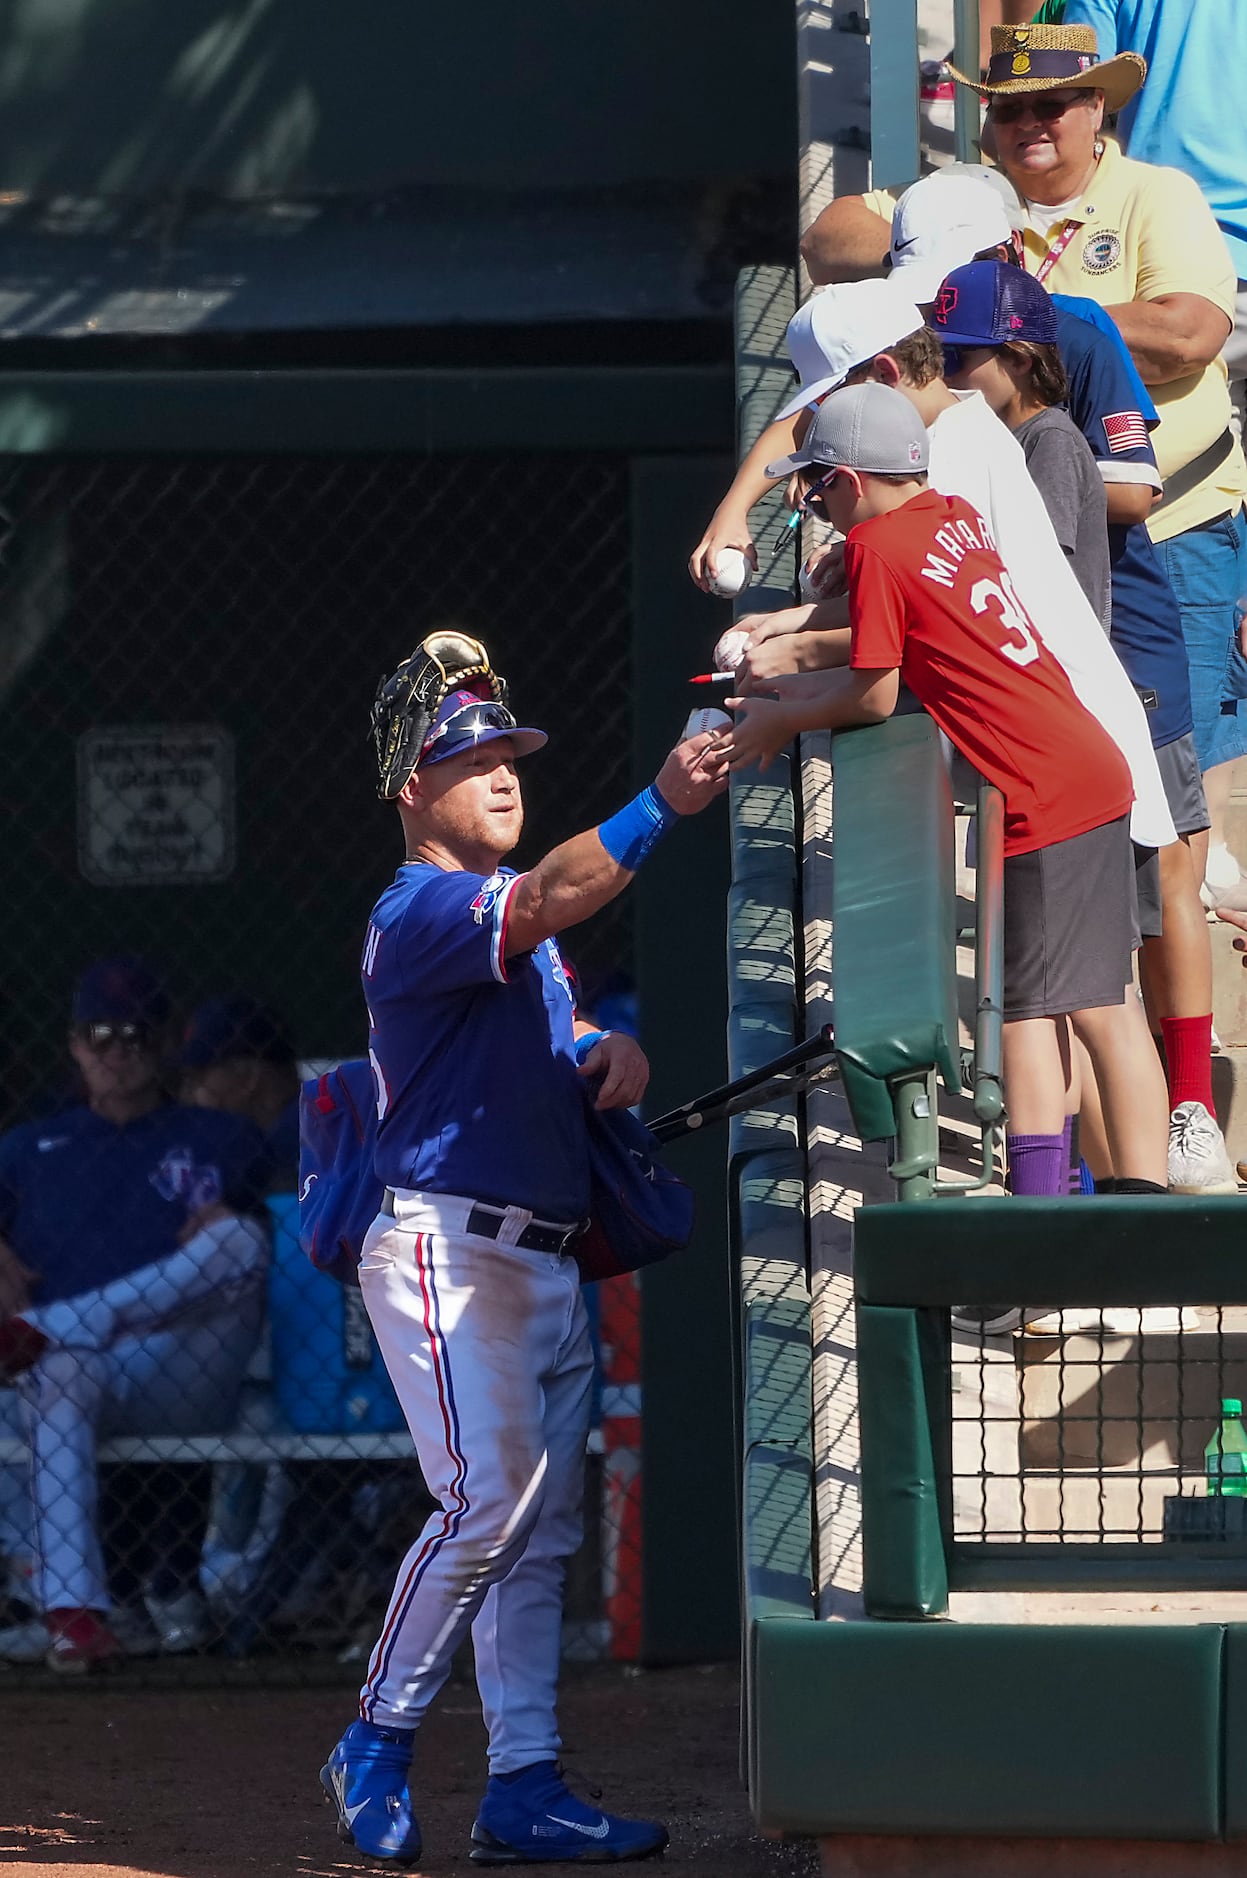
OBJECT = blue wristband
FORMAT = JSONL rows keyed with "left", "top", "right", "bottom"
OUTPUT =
{"left": 574, "top": 1029, "right": 610, "bottom": 1065}
{"left": 598, "top": 784, "right": 679, "bottom": 872}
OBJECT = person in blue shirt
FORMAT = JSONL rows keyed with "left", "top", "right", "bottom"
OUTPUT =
{"left": 0, "top": 958, "right": 270, "bottom": 1672}
{"left": 180, "top": 994, "right": 301, "bottom": 1187}
{"left": 318, "top": 657, "right": 726, "bottom": 1866}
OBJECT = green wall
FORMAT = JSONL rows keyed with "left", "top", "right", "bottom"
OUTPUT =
{"left": 0, "top": 0, "right": 795, "bottom": 196}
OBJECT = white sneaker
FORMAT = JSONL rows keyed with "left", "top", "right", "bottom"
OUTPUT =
{"left": 144, "top": 1588, "right": 213, "bottom": 1654}
{"left": 0, "top": 1615, "right": 49, "bottom": 1662}
{"left": 1168, "top": 1101, "right": 1238, "bottom": 1194}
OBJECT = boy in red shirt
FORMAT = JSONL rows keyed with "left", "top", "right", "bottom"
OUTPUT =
{"left": 726, "top": 380, "right": 1169, "bottom": 1220}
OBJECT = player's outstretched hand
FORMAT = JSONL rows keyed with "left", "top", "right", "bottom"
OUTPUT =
{"left": 579, "top": 1031, "right": 650, "bottom": 1110}
{"left": 688, "top": 510, "right": 757, "bottom": 592}
{"left": 656, "top": 731, "right": 730, "bottom": 814}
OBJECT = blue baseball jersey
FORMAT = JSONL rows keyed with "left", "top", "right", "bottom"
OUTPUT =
{"left": 1054, "top": 299, "right": 1194, "bottom": 749}
{"left": 0, "top": 1103, "right": 270, "bottom": 1303}
{"left": 362, "top": 862, "right": 590, "bottom": 1222}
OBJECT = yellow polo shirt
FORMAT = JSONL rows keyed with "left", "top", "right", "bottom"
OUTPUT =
{"left": 1018, "top": 137, "right": 1244, "bottom": 543}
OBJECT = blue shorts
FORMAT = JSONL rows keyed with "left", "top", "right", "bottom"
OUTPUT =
{"left": 1154, "top": 507, "right": 1247, "bottom": 772}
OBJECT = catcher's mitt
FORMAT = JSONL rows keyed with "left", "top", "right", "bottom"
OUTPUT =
{"left": 371, "top": 631, "right": 509, "bottom": 799}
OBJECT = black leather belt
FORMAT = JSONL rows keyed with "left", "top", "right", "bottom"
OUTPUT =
{"left": 381, "top": 1189, "right": 584, "bottom": 1255}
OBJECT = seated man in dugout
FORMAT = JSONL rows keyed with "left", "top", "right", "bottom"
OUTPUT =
{"left": 179, "top": 993, "right": 301, "bottom": 1190}
{"left": 0, "top": 958, "right": 270, "bottom": 1672}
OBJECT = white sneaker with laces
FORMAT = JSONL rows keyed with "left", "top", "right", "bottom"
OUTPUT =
{"left": 1168, "top": 1101, "right": 1238, "bottom": 1194}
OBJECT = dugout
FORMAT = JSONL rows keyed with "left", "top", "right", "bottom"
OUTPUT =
{"left": 0, "top": 0, "right": 799, "bottom": 1667}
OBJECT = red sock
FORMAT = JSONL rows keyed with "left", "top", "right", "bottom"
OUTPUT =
{"left": 1160, "top": 1014, "right": 1215, "bottom": 1114}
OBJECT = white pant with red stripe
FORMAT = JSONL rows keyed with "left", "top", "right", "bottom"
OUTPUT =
{"left": 356, "top": 1191, "right": 593, "bottom": 1774}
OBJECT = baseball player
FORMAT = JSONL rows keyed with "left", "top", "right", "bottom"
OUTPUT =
{"left": 319, "top": 634, "right": 727, "bottom": 1865}
{"left": 0, "top": 958, "right": 270, "bottom": 1671}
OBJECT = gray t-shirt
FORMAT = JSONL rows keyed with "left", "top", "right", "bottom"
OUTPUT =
{"left": 1013, "top": 406, "right": 1112, "bottom": 634}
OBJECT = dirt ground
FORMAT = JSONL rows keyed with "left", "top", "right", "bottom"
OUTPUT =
{"left": 0, "top": 1661, "right": 818, "bottom": 1878}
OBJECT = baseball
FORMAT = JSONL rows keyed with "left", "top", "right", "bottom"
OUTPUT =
{"left": 683, "top": 706, "right": 733, "bottom": 740}
{"left": 713, "top": 627, "right": 750, "bottom": 673}
{"left": 707, "top": 547, "right": 753, "bottom": 598}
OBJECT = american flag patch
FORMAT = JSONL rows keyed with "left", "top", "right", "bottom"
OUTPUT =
{"left": 1102, "top": 410, "right": 1150, "bottom": 454}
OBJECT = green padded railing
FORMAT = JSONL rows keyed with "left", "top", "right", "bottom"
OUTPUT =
{"left": 829, "top": 716, "right": 961, "bottom": 1147}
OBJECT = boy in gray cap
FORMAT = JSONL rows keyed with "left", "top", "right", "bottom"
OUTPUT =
{"left": 724, "top": 382, "right": 1169, "bottom": 1267}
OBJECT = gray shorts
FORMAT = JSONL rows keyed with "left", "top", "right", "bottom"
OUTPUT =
{"left": 1133, "top": 734, "right": 1210, "bottom": 939}
{"left": 1157, "top": 730, "right": 1211, "bottom": 836}
{"left": 1003, "top": 816, "right": 1133, "bottom": 1020}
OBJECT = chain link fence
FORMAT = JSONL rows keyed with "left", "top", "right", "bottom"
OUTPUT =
{"left": 0, "top": 448, "right": 644, "bottom": 1679}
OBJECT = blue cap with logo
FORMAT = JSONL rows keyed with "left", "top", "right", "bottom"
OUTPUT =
{"left": 72, "top": 957, "right": 170, "bottom": 1030}
{"left": 418, "top": 687, "right": 547, "bottom": 768}
{"left": 927, "top": 258, "right": 1058, "bottom": 348}
{"left": 181, "top": 995, "right": 295, "bottom": 1069}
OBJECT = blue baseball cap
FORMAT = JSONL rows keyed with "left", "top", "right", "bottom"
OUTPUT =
{"left": 72, "top": 957, "right": 170, "bottom": 1030}
{"left": 926, "top": 259, "right": 1058, "bottom": 349}
{"left": 418, "top": 688, "right": 547, "bottom": 768}
{"left": 181, "top": 995, "right": 295, "bottom": 1069}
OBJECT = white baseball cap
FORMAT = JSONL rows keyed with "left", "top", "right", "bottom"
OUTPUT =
{"left": 774, "top": 278, "right": 925, "bottom": 424}
{"left": 889, "top": 168, "right": 1021, "bottom": 302}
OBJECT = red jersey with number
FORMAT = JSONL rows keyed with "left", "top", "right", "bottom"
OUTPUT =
{"left": 847, "top": 490, "right": 1133, "bottom": 857}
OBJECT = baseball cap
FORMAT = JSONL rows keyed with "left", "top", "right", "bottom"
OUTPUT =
{"left": 72, "top": 957, "right": 170, "bottom": 1030}
{"left": 418, "top": 688, "right": 547, "bottom": 768}
{"left": 889, "top": 170, "right": 1019, "bottom": 302}
{"left": 774, "top": 279, "right": 925, "bottom": 424}
{"left": 766, "top": 382, "right": 929, "bottom": 480}
{"left": 180, "top": 995, "right": 295, "bottom": 1069}
{"left": 927, "top": 259, "right": 1058, "bottom": 348}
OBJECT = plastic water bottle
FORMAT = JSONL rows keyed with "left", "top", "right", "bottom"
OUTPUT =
{"left": 1205, "top": 1398, "right": 1247, "bottom": 1496}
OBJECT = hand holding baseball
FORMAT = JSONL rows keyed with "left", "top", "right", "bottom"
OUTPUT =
{"left": 688, "top": 512, "right": 757, "bottom": 594}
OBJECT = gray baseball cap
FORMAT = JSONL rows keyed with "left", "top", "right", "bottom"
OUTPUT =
{"left": 766, "top": 382, "right": 929, "bottom": 480}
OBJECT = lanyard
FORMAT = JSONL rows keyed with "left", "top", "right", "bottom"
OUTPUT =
{"left": 1034, "top": 218, "right": 1083, "bottom": 284}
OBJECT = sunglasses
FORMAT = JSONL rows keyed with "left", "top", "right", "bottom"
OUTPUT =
{"left": 78, "top": 1021, "right": 155, "bottom": 1053}
{"left": 989, "top": 90, "right": 1088, "bottom": 126}
{"left": 799, "top": 466, "right": 842, "bottom": 517}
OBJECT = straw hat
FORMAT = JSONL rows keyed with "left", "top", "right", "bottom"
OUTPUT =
{"left": 947, "top": 23, "right": 1147, "bottom": 115}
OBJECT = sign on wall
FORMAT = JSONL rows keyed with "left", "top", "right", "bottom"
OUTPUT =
{"left": 77, "top": 726, "right": 235, "bottom": 886}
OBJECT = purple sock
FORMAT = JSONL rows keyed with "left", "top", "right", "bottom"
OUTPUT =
{"left": 1062, "top": 1116, "right": 1077, "bottom": 1194}
{"left": 1006, "top": 1132, "right": 1068, "bottom": 1197}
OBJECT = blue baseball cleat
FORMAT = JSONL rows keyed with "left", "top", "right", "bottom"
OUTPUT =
{"left": 320, "top": 1719, "right": 422, "bottom": 1865}
{"left": 470, "top": 1760, "right": 669, "bottom": 1864}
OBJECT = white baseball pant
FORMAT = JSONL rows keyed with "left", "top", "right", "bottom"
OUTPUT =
{"left": 356, "top": 1190, "right": 593, "bottom": 1775}
{"left": 15, "top": 1214, "right": 268, "bottom": 1612}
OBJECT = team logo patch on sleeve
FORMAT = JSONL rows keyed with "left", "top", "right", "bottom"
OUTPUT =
{"left": 1102, "top": 411, "right": 1150, "bottom": 454}
{"left": 471, "top": 873, "right": 507, "bottom": 925}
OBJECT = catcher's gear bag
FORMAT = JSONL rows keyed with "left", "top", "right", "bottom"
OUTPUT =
{"left": 372, "top": 631, "right": 508, "bottom": 799}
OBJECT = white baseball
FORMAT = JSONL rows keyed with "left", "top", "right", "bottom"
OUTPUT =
{"left": 683, "top": 706, "right": 733, "bottom": 740}
{"left": 707, "top": 547, "right": 753, "bottom": 598}
{"left": 798, "top": 557, "right": 821, "bottom": 599}
{"left": 713, "top": 627, "right": 750, "bottom": 673}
